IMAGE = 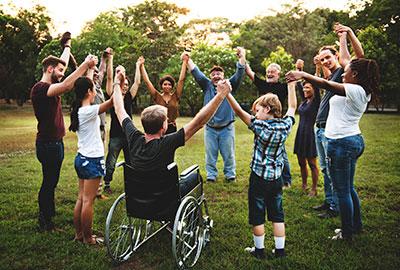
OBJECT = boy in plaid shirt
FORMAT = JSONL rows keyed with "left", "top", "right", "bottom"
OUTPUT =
{"left": 226, "top": 81, "right": 297, "bottom": 259}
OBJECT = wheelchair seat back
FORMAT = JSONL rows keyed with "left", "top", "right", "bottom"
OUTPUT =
{"left": 123, "top": 163, "right": 180, "bottom": 221}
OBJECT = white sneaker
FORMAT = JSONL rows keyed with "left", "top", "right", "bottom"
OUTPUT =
{"left": 334, "top": 228, "right": 342, "bottom": 234}
{"left": 331, "top": 231, "right": 343, "bottom": 240}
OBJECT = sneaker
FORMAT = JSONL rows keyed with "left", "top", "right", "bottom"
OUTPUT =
{"left": 104, "top": 186, "right": 112, "bottom": 195}
{"left": 206, "top": 178, "right": 216, "bottom": 183}
{"left": 226, "top": 177, "right": 236, "bottom": 183}
{"left": 272, "top": 248, "right": 286, "bottom": 258}
{"left": 317, "top": 209, "right": 339, "bottom": 219}
{"left": 245, "top": 247, "right": 266, "bottom": 260}
{"left": 312, "top": 202, "right": 330, "bottom": 211}
{"left": 330, "top": 230, "right": 352, "bottom": 241}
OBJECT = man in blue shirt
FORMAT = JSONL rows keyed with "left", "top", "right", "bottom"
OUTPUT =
{"left": 187, "top": 48, "right": 246, "bottom": 182}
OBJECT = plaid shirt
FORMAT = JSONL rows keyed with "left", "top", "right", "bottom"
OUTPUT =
{"left": 248, "top": 116, "right": 295, "bottom": 181}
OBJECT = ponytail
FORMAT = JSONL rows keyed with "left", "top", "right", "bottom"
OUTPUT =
{"left": 69, "top": 77, "right": 94, "bottom": 132}
{"left": 69, "top": 98, "right": 82, "bottom": 132}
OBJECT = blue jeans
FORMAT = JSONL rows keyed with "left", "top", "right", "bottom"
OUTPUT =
{"left": 36, "top": 140, "right": 64, "bottom": 219}
{"left": 282, "top": 146, "right": 292, "bottom": 185}
{"left": 104, "top": 136, "right": 130, "bottom": 183}
{"left": 315, "top": 128, "right": 338, "bottom": 211}
{"left": 204, "top": 124, "right": 235, "bottom": 180}
{"left": 327, "top": 134, "right": 364, "bottom": 237}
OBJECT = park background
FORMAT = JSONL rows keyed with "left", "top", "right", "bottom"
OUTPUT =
{"left": 0, "top": 0, "right": 399, "bottom": 269}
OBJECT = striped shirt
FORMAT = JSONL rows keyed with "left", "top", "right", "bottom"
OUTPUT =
{"left": 248, "top": 116, "right": 295, "bottom": 181}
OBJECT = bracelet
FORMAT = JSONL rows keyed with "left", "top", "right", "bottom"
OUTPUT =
{"left": 64, "top": 45, "right": 71, "bottom": 48}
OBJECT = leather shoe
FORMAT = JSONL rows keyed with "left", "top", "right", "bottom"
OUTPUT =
{"left": 312, "top": 202, "right": 329, "bottom": 211}
{"left": 318, "top": 209, "right": 339, "bottom": 219}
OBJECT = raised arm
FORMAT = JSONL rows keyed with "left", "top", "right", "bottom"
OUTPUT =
{"left": 226, "top": 93, "right": 251, "bottom": 126}
{"left": 129, "top": 58, "right": 142, "bottom": 98}
{"left": 183, "top": 80, "right": 231, "bottom": 141}
{"left": 112, "top": 73, "right": 130, "bottom": 126}
{"left": 106, "top": 50, "right": 114, "bottom": 97}
{"left": 47, "top": 55, "right": 97, "bottom": 97}
{"left": 59, "top": 39, "right": 71, "bottom": 73}
{"left": 338, "top": 31, "right": 351, "bottom": 68}
{"left": 245, "top": 63, "right": 255, "bottom": 81}
{"left": 229, "top": 47, "right": 246, "bottom": 92}
{"left": 335, "top": 23, "right": 364, "bottom": 68}
{"left": 97, "top": 49, "right": 109, "bottom": 85}
{"left": 286, "top": 70, "right": 345, "bottom": 96}
{"left": 175, "top": 53, "right": 189, "bottom": 98}
{"left": 99, "top": 96, "right": 113, "bottom": 114}
{"left": 139, "top": 58, "right": 158, "bottom": 98}
{"left": 286, "top": 81, "right": 297, "bottom": 117}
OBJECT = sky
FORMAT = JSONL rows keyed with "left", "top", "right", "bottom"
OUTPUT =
{"left": 1, "top": 0, "right": 353, "bottom": 36}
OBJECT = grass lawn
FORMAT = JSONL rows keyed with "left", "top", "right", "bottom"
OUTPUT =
{"left": 0, "top": 105, "right": 399, "bottom": 270}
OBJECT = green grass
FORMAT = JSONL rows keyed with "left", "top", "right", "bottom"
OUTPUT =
{"left": 0, "top": 106, "right": 399, "bottom": 270}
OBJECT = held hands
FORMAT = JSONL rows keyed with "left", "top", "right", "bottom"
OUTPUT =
{"left": 285, "top": 71, "right": 303, "bottom": 83}
{"left": 103, "top": 47, "right": 113, "bottom": 58}
{"left": 85, "top": 54, "right": 98, "bottom": 69}
{"left": 295, "top": 59, "right": 304, "bottom": 71}
{"left": 137, "top": 56, "right": 145, "bottom": 66}
{"left": 236, "top": 47, "right": 246, "bottom": 60}
{"left": 181, "top": 51, "right": 190, "bottom": 62}
{"left": 334, "top": 23, "right": 351, "bottom": 38}
{"left": 216, "top": 79, "right": 232, "bottom": 97}
{"left": 117, "top": 72, "right": 125, "bottom": 89}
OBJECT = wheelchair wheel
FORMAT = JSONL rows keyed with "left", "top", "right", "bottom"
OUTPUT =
{"left": 105, "top": 193, "right": 133, "bottom": 263}
{"left": 172, "top": 196, "right": 204, "bottom": 269}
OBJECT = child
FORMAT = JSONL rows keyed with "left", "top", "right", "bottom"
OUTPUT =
{"left": 69, "top": 76, "right": 114, "bottom": 244}
{"left": 226, "top": 80, "right": 297, "bottom": 259}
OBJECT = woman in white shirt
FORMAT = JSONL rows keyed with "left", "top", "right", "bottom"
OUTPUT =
{"left": 69, "top": 76, "right": 114, "bottom": 244}
{"left": 286, "top": 57, "right": 379, "bottom": 240}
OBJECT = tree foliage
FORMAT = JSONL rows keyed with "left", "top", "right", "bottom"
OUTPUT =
{"left": 0, "top": 5, "right": 52, "bottom": 105}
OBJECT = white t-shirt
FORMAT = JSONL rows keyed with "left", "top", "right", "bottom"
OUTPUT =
{"left": 325, "top": 83, "right": 370, "bottom": 139}
{"left": 77, "top": 105, "right": 104, "bottom": 157}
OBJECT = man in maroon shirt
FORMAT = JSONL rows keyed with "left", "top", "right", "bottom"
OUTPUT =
{"left": 31, "top": 37, "right": 97, "bottom": 231}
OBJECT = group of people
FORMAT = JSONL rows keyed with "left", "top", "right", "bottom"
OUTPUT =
{"left": 30, "top": 22, "right": 379, "bottom": 259}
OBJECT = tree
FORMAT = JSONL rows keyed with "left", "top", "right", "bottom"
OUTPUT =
{"left": 357, "top": 25, "right": 400, "bottom": 111}
{"left": 233, "top": 2, "right": 327, "bottom": 75}
{"left": 0, "top": 5, "right": 52, "bottom": 105}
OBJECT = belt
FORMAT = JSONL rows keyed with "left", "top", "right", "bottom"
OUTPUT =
{"left": 316, "top": 122, "right": 326, "bottom": 128}
{"left": 207, "top": 120, "right": 234, "bottom": 130}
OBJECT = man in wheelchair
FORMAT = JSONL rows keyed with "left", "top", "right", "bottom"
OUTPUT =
{"left": 112, "top": 71, "right": 232, "bottom": 197}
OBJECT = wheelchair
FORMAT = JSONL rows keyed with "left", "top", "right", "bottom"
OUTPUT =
{"left": 105, "top": 162, "right": 213, "bottom": 269}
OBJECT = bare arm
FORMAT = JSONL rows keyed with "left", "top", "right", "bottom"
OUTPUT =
{"left": 175, "top": 55, "right": 188, "bottom": 98}
{"left": 59, "top": 43, "right": 71, "bottom": 73}
{"left": 129, "top": 60, "right": 141, "bottom": 98}
{"left": 187, "top": 58, "right": 196, "bottom": 72}
{"left": 86, "top": 68, "right": 94, "bottom": 80}
{"left": 140, "top": 60, "right": 158, "bottom": 98}
{"left": 97, "top": 55, "right": 106, "bottom": 85}
{"left": 245, "top": 63, "right": 255, "bottom": 81}
{"left": 286, "top": 81, "right": 297, "bottom": 117}
{"left": 286, "top": 71, "right": 345, "bottom": 96}
{"left": 99, "top": 97, "right": 113, "bottom": 114}
{"left": 183, "top": 80, "right": 231, "bottom": 141}
{"left": 338, "top": 32, "right": 351, "bottom": 68}
{"left": 112, "top": 73, "right": 129, "bottom": 126}
{"left": 106, "top": 53, "right": 113, "bottom": 96}
{"left": 47, "top": 55, "right": 97, "bottom": 97}
{"left": 226, "top": 93, "right": 251, "bottom": 126}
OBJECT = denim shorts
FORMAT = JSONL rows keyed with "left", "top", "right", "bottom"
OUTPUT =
{"left": 248, "top": 171, "right": 284, "bottom": 225}
{"left": 74, "top": 153, "right": 105, "bottom": 179}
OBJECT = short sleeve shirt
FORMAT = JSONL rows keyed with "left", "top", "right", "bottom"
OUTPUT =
{"left": 122, "top": 117, "right": 185, "bottom": 171}
{"left": 30, "top": 81, "right": 65, "bottom": 141}
{"left": 248, "top": 116, "right": 295, "bottom": 181}
{"left": 325, "top": 83, "right": 370, "bottom": 139}
{"left": 76, "top": 105, "right": 104, "bottom": 157}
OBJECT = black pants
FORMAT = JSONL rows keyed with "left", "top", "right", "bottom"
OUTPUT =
{"left": 36, "top": 141, "right": 64, "bottom": 219}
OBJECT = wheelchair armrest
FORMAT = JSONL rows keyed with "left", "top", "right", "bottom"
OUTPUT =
{"left": 180, "top": 164, "right": 199, "bottom": 177}
{"left": 116, "top": 161, "right": 125, "bottom": 168}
